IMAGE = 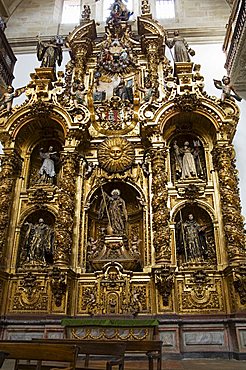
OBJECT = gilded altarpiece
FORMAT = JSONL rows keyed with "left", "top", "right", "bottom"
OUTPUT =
{"left": 0, "top": 0, "right": 245, "bottom": 357}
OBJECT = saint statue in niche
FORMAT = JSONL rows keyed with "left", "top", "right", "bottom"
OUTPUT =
{"left": 106, "top": 0, "right": 133, "bottom": 25}
{"left": 38, "top": 146, "right": 59, "bottom": 184}
{"left": 99, "top": 188, "right": 128, "bottom": 236}
{"left": 20, "top": 218, "right": 54, "bottom": 264}
{"left": 181, "top": 141, "right": 197, "bottom": 178}
{"left": 176, "top": 213, "right": 208, "bottom": 263}
{"left": 171, "top": 138, "right": 205, "bottom": 181}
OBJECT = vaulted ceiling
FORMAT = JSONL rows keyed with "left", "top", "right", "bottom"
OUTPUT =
{"left": 0, "top": 0, "right": 23, "bottom": 17}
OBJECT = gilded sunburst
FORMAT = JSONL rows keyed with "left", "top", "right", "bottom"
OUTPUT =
{"left": 98, "top": 137, "right": 135, "bottom": 173}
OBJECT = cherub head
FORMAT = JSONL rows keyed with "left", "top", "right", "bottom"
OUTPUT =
{"left": 222, "top": 76, "right": 230, "bottom": 85}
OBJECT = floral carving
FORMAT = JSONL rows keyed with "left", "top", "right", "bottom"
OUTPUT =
{"left": 0, "top": 151, "right": 22, "bottom": 266}
{"left": 150, "top": 147, "right": 171, "bottom": 262}
{"left": 49, "top": 267, "right": 67, "bottom": 307}
{"left": 174, "top": 94, "right": 201, "bottom": 112}
{"left": 20, "top": 272, "right": 40, "bottom": 301}
{"left": 54, "top": 152, "right": 79, "bottom": 266}
{"left": 154, "top": 267, "right": 174, "bottom": 306}
{"left": 212, "top": 144, "right": 246, "bottom": 260}
{"left": 233, "top": 265, "right": 246, "bottom": 306}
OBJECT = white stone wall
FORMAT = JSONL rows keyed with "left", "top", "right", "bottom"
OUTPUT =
{"left": 5, "top": 0, "right": 231, "bottom": 40}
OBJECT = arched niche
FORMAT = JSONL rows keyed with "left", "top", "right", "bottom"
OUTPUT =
{"left": 15, "top": 117, "right": 65, "bottom": 154}
{"left": 28, "top": 139, "right": 62, "bottom": 187}
{"left": 17, "top": 209, "right": 55, "bottom": 269}
{"left": 173, "top": 204, "right": 216, "bottom": 268}
{"left": 13, "top": 118, "right": 65, "bottom": 187}
{"left": 169, "top": 133, "right": 206, "bottom": 183}
{"left": 161, "top": 112, "right": 216, "bottom": 184}
{"left": 161, "top": 111, "right": 217, "bottom": 144}
{"left": 86, "top": 181, "right": 143, "bottom": 272}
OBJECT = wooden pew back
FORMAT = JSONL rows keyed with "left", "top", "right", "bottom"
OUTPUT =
{"left": 0, "top": 342, "right": 79, "bottom": 370}
{"left": 32, "top": 340, "right": 126, "bottom": 370}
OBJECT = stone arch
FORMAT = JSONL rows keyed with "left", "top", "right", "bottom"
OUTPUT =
{"left": 18, "top": 204, "right": 57, "bottom": 227}
{"left": 7, "top": 105, "right": 71, "bottom": 145}
{"left": 151, "top": 100, "right": 229, "bottom": 149}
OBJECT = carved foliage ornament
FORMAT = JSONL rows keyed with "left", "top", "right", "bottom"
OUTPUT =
{"left": 98, "top": 137, "right": 135, "bottom": 173}
{"left": 233, "top": 265, "right": 246, "bottom": 306}
{"left": 54, "top": 152, "right": 79, "bottom": 265}
{"left": 212, "top": 144, "right": 245, "bottom": 259}
{"left": 154, "top": 267, "right": 174, "bottom": 306}
{"left": 49, "top": 267, "right": 67, "bottom": 307}
{"left": 149, "top": 147, "right": 171, "bottom": 262}
{"left": 174, "top": 94, "right": 201, "bottom": 112}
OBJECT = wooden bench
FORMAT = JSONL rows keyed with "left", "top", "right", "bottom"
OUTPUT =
{"left": 0, "top": 351, "right": 8, "bottom": 368}
{"left": 32, "top": 339, "right": 162, "bottom": 370}
{"left": 0, "top": 342, "right": 79, "bottom": 370}
{"left": 32, "top": 340, "right": 126, "bottom": 370}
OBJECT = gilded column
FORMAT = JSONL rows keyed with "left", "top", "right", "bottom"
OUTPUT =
{"left": 0, "top": 149, "right": 22, "bottom": 267}
{"left": 212, "top": 143, "right": 246, "bottom": 263}
{"left": 74, "top": 39, "right": 91, "bottom": 83}
{"left": 54, "top": 151, "right": 79, "bottom": 267}
{"left": 150, "top": 146, "right": 171, "bottom": 264}
{"left": 145, "top": 37, "right": 160, "bottom": 87}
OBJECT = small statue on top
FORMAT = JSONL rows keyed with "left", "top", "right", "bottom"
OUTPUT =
{"left": 166, "top": 30, "right": 195, "bottom": 63}
{"left": 37, "top": 35, "right": 63, "bottom": 71}
{"left": 106, "top": 0, "right": 133, "bottom": 25}
{"left": 80, "top": 5, "right": 91, "bottom": 22}
{"left": 213, "top": 76, "right": 242, "bottom": 102}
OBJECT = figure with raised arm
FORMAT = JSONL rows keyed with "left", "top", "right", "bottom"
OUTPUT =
{"left": 39, "top": 146, "right": 58, "bottom": 184}
{"left": 167, "top": 30, "right": 195, "bottom": 62}
{"left": 37, "top": 36, "right": 63, "bottom": 70}
{"left": 213, "top": 76, "right": 242, "bottom": 102}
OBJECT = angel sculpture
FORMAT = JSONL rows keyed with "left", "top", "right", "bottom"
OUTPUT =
{"left": 213, "top": 76, "right": 242, "bottom": 102}
{"left": 0, "top": 85, "right": 25, "bottom": 112}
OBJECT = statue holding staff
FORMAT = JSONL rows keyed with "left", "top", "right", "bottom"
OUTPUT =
{"left": 176, "top": 213, "right": 208, "bottom": 262}
{"left": 166, "top": 30, "right": 195, "bottom": 63}
{"left": 99, "top": 188, "right": 128, "bottom": 236}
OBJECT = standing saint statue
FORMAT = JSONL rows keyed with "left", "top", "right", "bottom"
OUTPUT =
{"left": 99, "top": 188, "right": 128, "bottom": 235}
{"left": 176, "top": 213, "right": 207, "bottom": 262}
{"left": 193, "top": 140, "right": 204, "bottom": 178}
{"left": 39, "top": 146, "right": 58, "bottom": 184}
{"left": 173, "top": 140, "right": 183, "bottom": 177}
{"left": 22, "top": 218, "right": 54, "bottom": 263}
{"left": 181, "top": 141, "right": 197, "bottom": 179}
{"left": 37, "top": 36, "right": 63, "bottom": 70}
{"left": 166, "top": 30, "right": 195, "bottom": 62}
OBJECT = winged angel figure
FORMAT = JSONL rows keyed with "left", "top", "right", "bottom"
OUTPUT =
{"left": 213, "top": 76, "right": 242, "bottom": 102}
{"left": 0, "top": 85, "right": 25, "bottom": 112}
